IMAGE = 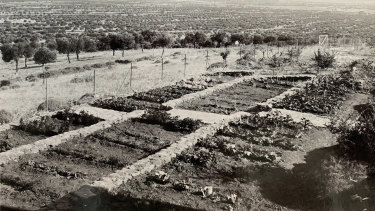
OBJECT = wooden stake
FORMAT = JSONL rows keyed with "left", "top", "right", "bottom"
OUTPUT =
{"left": 93, "top": 68, "right": 96, "bottom": 95}
{"left": 161, "top": 57, "right": 164, "bottom": 79}
{"left": 45, "top": 67, "right": 48, "bottom": 112}
{"left": 130, "top": 62, "right": 133, "bottom": 87}
{"left": 184, "top": 54, "right": 187, "bottom": 77}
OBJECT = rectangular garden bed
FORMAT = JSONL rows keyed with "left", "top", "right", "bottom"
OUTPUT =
{"left": 92, "top": 72, "right": 253, "bottom": 112}
{"left": 177, "top": 79, "right": 291, "bottom": 115}
{"left": 106, "top": 112, "right": 325, "bottom": 211}
{"left": 0, "top": 110, "right": 103, "bottom": 153}
{"left": 272, "top": 74, "right": 355, "bottom": 115}
{"left": 0, "top": 110, "right": 203, "bottom": 210}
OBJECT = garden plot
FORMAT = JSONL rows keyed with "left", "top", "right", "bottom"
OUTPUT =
{"left": 91, "top": 72, "right": 253, "bottom": 112}
{"left": 272, "top": 73, "right": 358, "bottom": 115}
{"left": 177, "top": 77, "right": 306, "bottom": 115}
{"left": 0, "top": 110, "right": 103, "bottom": 153}
{"left": 111, "top": 112, "right": 338, "bottom": 211}
{"left": 0, "top": 110, "right": 203, "bottom": 210}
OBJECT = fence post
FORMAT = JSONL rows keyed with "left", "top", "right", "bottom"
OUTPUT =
{"left": 93, "top": 68, "right": 96, "bottom": 95}
{"left": 205, "top": 50, "right": 209, "bottom": 70}
{"left": 184, "top": 54, "right": 187, "bottom": 77}
{"left": 130, "top": 62, "right": 133, "bottom": 87}
{"left": 162, "top": 57, "right": 164, "bottom": 79}
{"left": 45, "top": 66, "right": 48, "bottom": 112}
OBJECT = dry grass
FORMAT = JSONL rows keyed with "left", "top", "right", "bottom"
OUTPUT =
{"left": 0, "top": 46, "right": 374, "bottom": 122}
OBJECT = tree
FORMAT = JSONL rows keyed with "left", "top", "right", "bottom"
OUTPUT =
{"left": 211, "top": 31, "right": 227, "bottom": 47}
{"left": 220, "top": 50, "right": 230, "bottom": 66}
{"left": 82, "top": 36, "right": 97, "bottom": 52}
{"left": 154, "top": 33, "right": 172, "bottom": 57}
{"left": 194, "top": 31, "right": 207, "bottom": 48}
{"left": 109, "top": 34, "right": 122, "bottom": 56}
{"left": 46, "top": 39, "right": 57, "bottom": 50}
{"left": 253, "top": 34, "right": 264, "bottom": 45}
{"left": 230, "top": 33, "right": 245, "bottom": 45}
{"left": 56, "top": 38, "right": 73, "bottom": 63}
{"left": 70, "top": 36, "right": 84, "bottom": 60}
{"left": 23, "top": 42, "right": 35, "bottom": 68}
{"left": 120, "top": 33, "right": 135, "bottom": 56}
{"left": 0, "top": 44, "right": 22, "bottom": 72}
{"left": 264, "top": 35, "right": 277, "bottom": 44}
{"left": 34, "top": 47, "right": 56, "bottom": 66}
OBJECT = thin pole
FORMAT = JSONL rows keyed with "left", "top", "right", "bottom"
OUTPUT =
{"left": 184, "top": 54, "right": 186, "bottom": 77}
{"left": 130, "top": 62, "right": 133, "bottom": 87}
{"left": 205, "top": 50, "right": 209, "bottom": 70}
{"left": 161, "top": 57, "right": 164, "bottom": 79}
{"left": 93, "top": 68, "right": 96, "bottom": 95}
{"left": 45, "top": 66, "right": 48, "bottom": 112}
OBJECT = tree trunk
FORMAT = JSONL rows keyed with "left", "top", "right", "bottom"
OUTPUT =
{"left": 141, "top": 45, "right": 144, "bottom": 53}
{"left": 113, "top": 50, "right": 115, "bottom": 56}
{"left": 122, "top": 49, "right": 124, "bottom": 57}
{"left": 67, "top": 53, "right": 71, "bottom": 63}
{"left": 76, "top": 51, "right": 79, "bottom": 60}
{"left": 25, "top": 57, "right": 27, "bottom": 68}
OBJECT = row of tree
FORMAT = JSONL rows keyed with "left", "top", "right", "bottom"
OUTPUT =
{"left": 0, "top": 30, "right": 305, "bottom": 71}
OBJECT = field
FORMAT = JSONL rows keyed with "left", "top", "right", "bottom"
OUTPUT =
{"left": 1, "top": 0, "right": 375, "bottom": 210}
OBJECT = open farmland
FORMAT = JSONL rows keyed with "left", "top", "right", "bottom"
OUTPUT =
{"left": 1, "top": 0, "right": 375, "bottom": 210}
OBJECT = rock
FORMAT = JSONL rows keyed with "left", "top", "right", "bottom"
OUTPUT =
{"left": 77, "top": 93, "right": 96, "bottom": 105}
{"left": 37, "top": 99, "right": 70, "bottom": 112}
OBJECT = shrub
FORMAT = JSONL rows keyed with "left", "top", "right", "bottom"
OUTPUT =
{"left": 25, "top": 75, "right": 37, "bottom": 82}
{"left": 83, "top": 65, "right": 92, "bottom": 70}
{"left": 115, "top": 59, "right": 132, "bottom": 64}
{"left": 0, "top": 80, "right": 11, "bottom": 87}
{"left": 312, "top": 49, "right": 335, "bottom": 69}
{"left": 91, "top": 63, "right": 105, "bottom": 68}
{"left": 207, "top": 62, "right": 226, "bottom": 70}
{"left": 135, "top": 109, "right": 203, "bottom": 133}
{"left": 336, "top": 102, "right": 375, "bottom": 164}
{"left": 0, "top": 110, "right": 13, "bottom": 124}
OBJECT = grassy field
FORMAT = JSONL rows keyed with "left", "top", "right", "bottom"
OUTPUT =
{"left": 0, "top": 45, "right": 374, "bottom": 122}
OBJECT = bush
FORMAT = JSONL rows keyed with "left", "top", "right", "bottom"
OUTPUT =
{"left": 83, "top": 65, "right": 92, "bottom": 70}
{"left": 0, "top": 110, "right": 13, "bottom": 124}
{"left": 135, "top": 109, "right": 203, "bottom": 133}
{"left": 0, "top": 80, "right": 11, "bottom": 87}
{"left": 335, "top": 102, "right": 375, "bottom": 176}
{"left": 207, "top": 62, "right": 227, "bottom": 70}
{"left": 312, "top": 49, "right": 335, "bottom": 69}
{"left": 115, "top": 59, "right": 132, "bottom": 64}
{"left": 25, "top": 75, "right": 37, "bottom": 82}
{"left": 91, "top": 63, "right": 105, "bottom": 68}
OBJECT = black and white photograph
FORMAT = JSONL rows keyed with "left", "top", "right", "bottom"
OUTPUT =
{"left": 0, "top": 0, "right": 374, "bottom": 210}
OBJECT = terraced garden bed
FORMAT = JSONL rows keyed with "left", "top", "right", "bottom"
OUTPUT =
{"left": 92, "top": 72, "right": 253, "bottom": 112}
{"left": 177, "top": 79, "right": 291, "bottom": 114}
{"left": 272, "top": 74, "right": 356, "bottom": 115}
{"left": 0, "top": 110, "right": 103, "bottom": 153}
{"left": 0, "top": 110, "right": 203, "bottom": 210}
{"left": 111, "top": 112, "right": 327, "bottom": 210}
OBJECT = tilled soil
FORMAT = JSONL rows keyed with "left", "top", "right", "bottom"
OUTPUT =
{"left": 0, "top": 120, "right": 186, "bottom": 210}
{"left": 178, "top": 81, "right": 290, "bottom": 114}
{"left": 0, "top": 129, "right": 47, "bottom": 153}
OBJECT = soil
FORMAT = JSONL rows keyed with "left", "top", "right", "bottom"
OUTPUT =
{"left": 0, "top": 119, "right": 187, "bottom": 210}
{"left": 0, "top": 112, "right": 103, "bottom": 153}
{"left": 178, "top": 81, "right": 290, "bottom": 114}
{"left": 0, "top": 129, "right": 47, "bottom": 153}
